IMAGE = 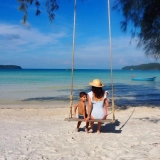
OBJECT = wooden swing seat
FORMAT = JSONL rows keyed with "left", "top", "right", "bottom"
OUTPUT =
{"left": 64, "top": 117, "right": 116, "bottom": 123}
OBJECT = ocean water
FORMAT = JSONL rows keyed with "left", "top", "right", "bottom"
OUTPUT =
{"left": 0, "top": 69, "right": 160, "bottom": 107}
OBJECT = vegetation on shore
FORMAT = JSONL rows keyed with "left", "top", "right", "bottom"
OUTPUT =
{"left": 122, "top": 63, "right": 160, "bottom": 70}
{"left": 0, "top": 65, "right": 22, "bottom": 69}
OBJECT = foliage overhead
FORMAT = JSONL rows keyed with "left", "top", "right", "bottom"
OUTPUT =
{"left": 18, "top": 0, "right": 59, "bottom": 23}
{"left": 114, "top": 0, "right": 160, "bottom": 59}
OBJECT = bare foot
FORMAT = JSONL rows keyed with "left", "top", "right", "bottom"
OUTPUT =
{"left": 97, "top": 130, "right": 101, "bottom": 134}
{"left": 88, "top": 129, "right": 93, "bottom": 133}
{"left": 75, "top": 128, "right": 79, "bottom": 132}
{"left": 85, "top": 128, "right": 89, "bottom": 134}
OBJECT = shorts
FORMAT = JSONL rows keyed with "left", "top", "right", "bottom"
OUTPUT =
{"left": 78, "top": 114, "right": 84, "bottom": 119}
{"left": 78, "top": 114, "right": 87, "bottom": 119}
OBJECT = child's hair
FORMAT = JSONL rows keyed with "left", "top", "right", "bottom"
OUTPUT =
{"left": 79, "top": 92, "right": 87, "bottom": 98}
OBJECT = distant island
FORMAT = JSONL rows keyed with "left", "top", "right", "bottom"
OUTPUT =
{"left": 122, "top": 63, "right": 160, "bottom": 70}
{"left": 0, "top": 65, "right": 22, "bottom": 69}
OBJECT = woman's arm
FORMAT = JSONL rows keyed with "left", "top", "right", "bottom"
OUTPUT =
{"left": 103, "top": 98, "right": 109, "bottom": 119}
{"left": 104, "top": 98, "right": 110, "bottom": 107}
{"left": 103, "top": 105, "right": 108, "bottom": 116}
{"left": 87, "top": 95, "right": 92, "bottom": 119}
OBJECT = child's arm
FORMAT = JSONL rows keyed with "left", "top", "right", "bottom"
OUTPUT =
{"left": 73, "top": 103, "right": 79, "bottom": 117}
{"left": 82, "top": 104, "right": 86, "bottom": 120}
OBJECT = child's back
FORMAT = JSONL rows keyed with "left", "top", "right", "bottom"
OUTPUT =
{"left": 77, "top": 100, "right": 87, "bottom": 119}
{"left": 73, "top": 92, "right": 88, "bottom": 133}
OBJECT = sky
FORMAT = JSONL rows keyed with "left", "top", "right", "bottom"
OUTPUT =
{"left": 0, "top": 0, "right": 159, "bottom": 69}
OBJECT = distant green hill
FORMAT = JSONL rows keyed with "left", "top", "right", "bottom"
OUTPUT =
{"left": 122, "top": 63, "right": 160, "bottom": 70}
{"left": 0, "top": 65, "right": 22, "bottom": 69}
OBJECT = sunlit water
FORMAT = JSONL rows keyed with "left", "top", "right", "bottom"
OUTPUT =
{"left": 0, "top": 69, "right": 159, "bottom": 107}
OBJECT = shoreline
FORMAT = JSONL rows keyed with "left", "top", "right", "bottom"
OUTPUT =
{"left": 0, "top": 103, "right": 160, "bottom": 109}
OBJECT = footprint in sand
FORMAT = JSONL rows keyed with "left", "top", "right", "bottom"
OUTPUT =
{"left": 66, "top": 136, "right": 76, "bottom": 144}
{"left": 67, "top": 130, "right": 74, "bottom": 134}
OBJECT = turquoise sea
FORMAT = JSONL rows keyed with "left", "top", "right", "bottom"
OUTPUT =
{"left": 0, "top": 69, "right": 160, "bottom": 107}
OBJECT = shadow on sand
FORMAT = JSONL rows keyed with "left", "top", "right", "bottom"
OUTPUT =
{"left": 91, "top": 120, "right": 122, "bottom": 133}
{"left": 88, "top": 107, "right": 137, "bottom": 134}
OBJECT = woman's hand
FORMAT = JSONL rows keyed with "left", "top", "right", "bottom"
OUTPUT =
{"left": 85, "top": 116, "right": 90, "bottom": 122}
{"left": 104, "top": 114, "right": 107, "bottom": 119}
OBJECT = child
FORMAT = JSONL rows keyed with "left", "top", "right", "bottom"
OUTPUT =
{"left": 73, "top": 92, "right": 89, "bottom": 133}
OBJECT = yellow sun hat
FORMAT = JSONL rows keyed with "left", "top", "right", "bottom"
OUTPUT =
{"left": 89, "top": 79, "right": 104, "bottom": 87}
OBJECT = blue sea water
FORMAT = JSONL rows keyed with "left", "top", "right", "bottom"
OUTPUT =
{"left": 0, "top": 69, "right": 160, "bottom": 107}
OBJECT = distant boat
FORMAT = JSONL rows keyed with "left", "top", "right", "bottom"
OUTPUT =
{"left": 66, "top": 68, "right": 72, "bottom": 71}
{"left": 132, "top": 77, "right": 156, "bottom": 81}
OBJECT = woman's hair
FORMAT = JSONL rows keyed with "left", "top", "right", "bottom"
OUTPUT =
{"left": 92, "top": 86, "right": 104, "bottom": 99}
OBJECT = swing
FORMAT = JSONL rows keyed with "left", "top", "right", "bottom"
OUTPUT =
{"left": 64, "top": 0, "right": 116, "bottom": 123}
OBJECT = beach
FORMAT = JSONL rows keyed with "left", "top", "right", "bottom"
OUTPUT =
{"left": 0, "top": 105, "right": 160, "bottom": 160}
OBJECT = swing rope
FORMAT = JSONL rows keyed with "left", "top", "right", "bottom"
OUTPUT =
{"left": 107, "top": 0, "right": 115, "bottom": 120}
{"left": 69, "top": 0, "right": 77, "bottom": 119}
{"left": 68, "top": 0, "right": 116, "bottom": 121}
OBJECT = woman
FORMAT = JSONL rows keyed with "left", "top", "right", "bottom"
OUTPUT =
{"left": 87, "top": 79, "right": 109, "bottom": 133}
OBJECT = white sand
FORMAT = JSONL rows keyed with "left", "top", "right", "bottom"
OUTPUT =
{"left": 0, "top": 106, "right": 160, "bottom": 160}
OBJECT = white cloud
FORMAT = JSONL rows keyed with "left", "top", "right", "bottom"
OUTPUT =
{"left": 71, "top": 36, "right": 159, "bottom": 69}
{"left": 0, "top": 23, "right": 66, "bottom": 52}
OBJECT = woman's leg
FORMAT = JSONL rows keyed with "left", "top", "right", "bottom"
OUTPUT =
{"left": 102, "top": 115, "right": 107, "bottom": 120}
{"left": 89, "top": 115, "right": 94, "bottom": 133}
{"left": 97, "top": 122, "right": 102, "bottom": 133}
{"left": 89, "top": 122, "right": 94, "bottom": 133}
